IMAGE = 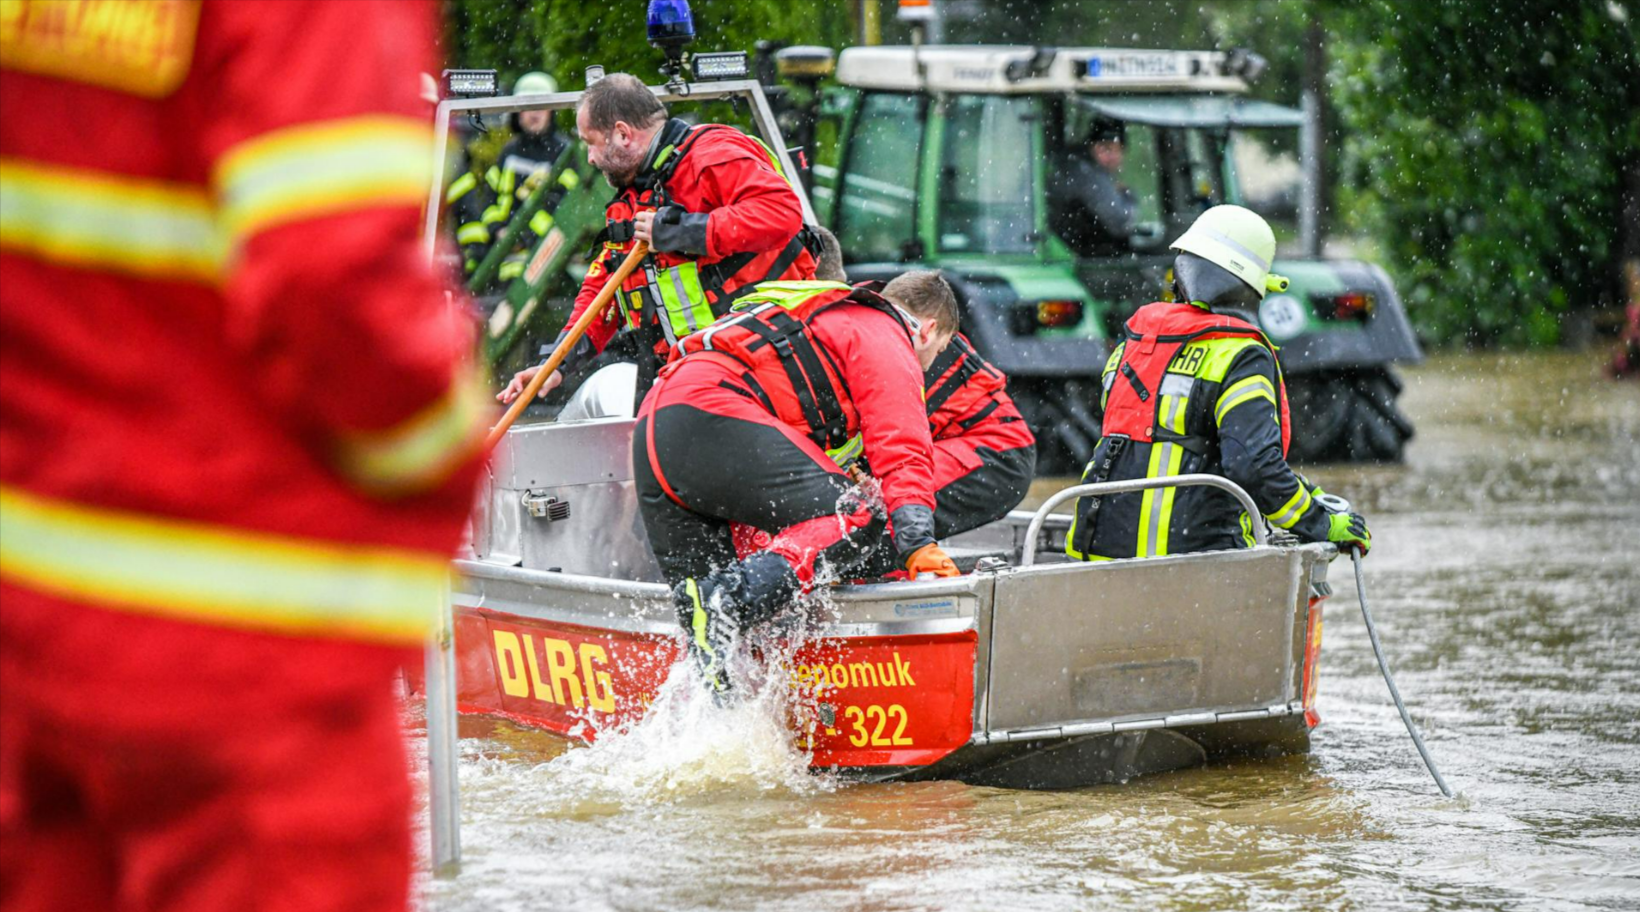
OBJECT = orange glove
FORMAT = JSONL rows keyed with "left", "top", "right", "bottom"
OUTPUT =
{"left": 905, "top": 543, "right": 960, "bottom": 578}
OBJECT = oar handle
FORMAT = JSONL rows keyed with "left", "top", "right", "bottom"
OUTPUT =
{"left": 484, "top": 242, "right": 649, "bottom": 451}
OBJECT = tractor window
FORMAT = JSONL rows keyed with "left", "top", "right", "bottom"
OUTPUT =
{"left": 836, "top": 92, "right": 923, "bottom": 262}
{"left": 937, "top": 95, "right": 1039, "bottom": 255}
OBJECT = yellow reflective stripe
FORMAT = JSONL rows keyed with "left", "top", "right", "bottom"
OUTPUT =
{"left": 529, "top": 209, "right": 552, "bottom": 235}
{"left": 826, "top": 434, "right": 864, "bottom": 468}
{"left": 0, "top": 486, "right": 445, "bottom": 644}
{"left": 445, "top": 171, "right": 478, "bottom": 204}
{"left": 1215, "top": 375, "right": 1277, "bottom": 425}
{"left": 1135, "top": 442, "right": 1186, "bottom": 557}
{"left": 214, "top": 116, "right": 434, "bottom": 246}
{"left": 1267, "top": 484, "right": 1313, "bottom": 529}
{"left": 334, "top": 371, "right": 488, "bottom": 495}
{"left": 1194, "top": 338, "right": 1262, "bottom": 383}
{"left": 0, "top": 159, "right": 224, "bottom": 281}
{"left": 557, "top": 168, "right": 580, "bottom": 190}
{"left": 456, "top": 222, "right": 490, "bottom": 245}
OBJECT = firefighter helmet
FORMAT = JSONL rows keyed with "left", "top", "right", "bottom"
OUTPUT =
{"left": 1169, "top": 205, "right": 1290, "bottom": 299}
{"left": 513, "top": 71, "right": 558, "bottom": 95}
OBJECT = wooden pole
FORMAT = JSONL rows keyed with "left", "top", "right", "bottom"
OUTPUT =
{"left": 484, "top": 242, "right": 649, "bottom": 450}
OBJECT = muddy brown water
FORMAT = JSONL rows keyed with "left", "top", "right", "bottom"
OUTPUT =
{"left": 417, "top": 351, "right": 1639, "bottom": 911}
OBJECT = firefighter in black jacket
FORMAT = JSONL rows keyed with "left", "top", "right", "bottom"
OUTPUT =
{"left": 1066, "top": 205, "right": 1373, "bottom": 561}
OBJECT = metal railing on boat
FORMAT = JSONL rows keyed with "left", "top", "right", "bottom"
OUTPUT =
{"left": 425, "top": 581, "right": 462, "bottom": 877}
{"left": 1020, "top": 474, "right": 1267, "bottom": 566}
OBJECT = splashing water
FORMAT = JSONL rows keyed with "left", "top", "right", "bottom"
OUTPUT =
{"left": 520, "top": 606, "right": 841, "bottom": 816}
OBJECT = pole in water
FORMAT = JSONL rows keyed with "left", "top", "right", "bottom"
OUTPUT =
{"left": 1351, "top": 548, "right": 1455, "bottom": 798}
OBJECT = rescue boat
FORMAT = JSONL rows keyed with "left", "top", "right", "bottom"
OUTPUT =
{"left": 418, "top": 415, "right": 1334, "bottom": 789}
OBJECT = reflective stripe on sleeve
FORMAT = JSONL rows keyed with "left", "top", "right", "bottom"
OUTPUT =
{"left": 456, "top": 222, "right": 490, "bottom": 245}
{"left": 333, "top": 371, "right": 489, "bottom": 495}
{"left": 445, "top": 171, "right": 478, "bottom": 204}
{"left": 214, "top": 116, "right": 434, "bottom": 247}
{"left": 0, "top": 158, "right": 224, "bottom": 281}
{"left": 1214, "top": 374, "right": 1277, "bottom": 425}
{"left": 0, "top": 486, "right": 447, "bottom": 644}
{"left": 1267, "top": 485, "right": 1313, "bottom": 530}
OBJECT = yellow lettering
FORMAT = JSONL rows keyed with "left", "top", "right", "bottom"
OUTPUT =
{"left": 844, "top": 705, "right": 868, "bottom": 746}
{"left": 848, "top": 662, "right": 879, "bottom": 688}
{"left": 829, "top": 663, "right": 849, "bottom": 689}
{"left": 545, "top": 638, "right": 584, "bottom": 708}
{"left": 578, "top": 643, "right": 616, "bottom": 713}
{"left": 520, "top": 634, "right": 558, "bottom": 703}
{"left": 889, "top": 704, "right": 913, "bottom": 745}
{"left": 893, "top": 651, "right": 915, "bottom": 687}
{"left": 492, "top": 631, "right": 529, "bottom": 698}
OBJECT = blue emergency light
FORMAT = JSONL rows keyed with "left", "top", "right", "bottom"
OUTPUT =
{"left": 647, "top": 0, "right": 695, "bottom": 51}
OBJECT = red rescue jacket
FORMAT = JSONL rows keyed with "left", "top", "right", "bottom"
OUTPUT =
{"left": 569, "top": 121, "right": 816, "bottom": 356}
{"left": 1104, "top": 302, "right": 1291, "bottom": 455}
{"left": 924, "top": 334, "right": 1036, "bottom": 450}
{"left": 0, "top": 0, "right": 485, "bottom": 722}
{"left": 665, "top": 282, "right": 935, "bottom": 514}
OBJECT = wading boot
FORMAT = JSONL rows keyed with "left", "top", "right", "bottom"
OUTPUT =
{"left": 673, "top": 576, "right": 739, "bottom": 701}
{"left": 671, "top": 552, "right": 801, "bottom": 703}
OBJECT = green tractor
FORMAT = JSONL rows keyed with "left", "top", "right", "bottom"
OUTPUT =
{"left": 803, "top": 45, "right": 1422, "bottom": 473}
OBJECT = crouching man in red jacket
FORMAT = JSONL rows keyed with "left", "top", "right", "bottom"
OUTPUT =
{"left": 634, "top": 280, "right": 960, "bottom": 695}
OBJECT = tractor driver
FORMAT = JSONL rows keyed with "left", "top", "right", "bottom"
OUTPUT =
{"left": 1065, "top": 205, "right": 1374, "bottom": 562}
{"left": 1050, "top": 117, "right": 1138, "bottom": 257}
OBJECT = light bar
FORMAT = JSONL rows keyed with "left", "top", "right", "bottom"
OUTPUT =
{"left": 441, "top": 69, "right": 497, "bottom": 99}
{"left": 692, "top": 51, "right": 750, "bottom": 81}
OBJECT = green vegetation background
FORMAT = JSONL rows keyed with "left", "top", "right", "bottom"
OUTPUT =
{"left": 445, "top": 0, "right": 1639, "bottom": 348}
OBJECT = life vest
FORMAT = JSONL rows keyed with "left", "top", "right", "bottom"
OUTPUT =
{"left": 1102, "top": 301, "right": 1291, "bottom": 457}
{"left": 598, "top": 119, "right": 820, "bottom": 345}
{"left": 923, "top": 334, "right": 1008, "bottom": 438}
{"left": 667, "top": 282, "right": 914, "bottom": 455}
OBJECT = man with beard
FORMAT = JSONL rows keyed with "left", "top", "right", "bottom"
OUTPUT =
{"left": 499, "top": 73, "right": 817, "bottom": 410}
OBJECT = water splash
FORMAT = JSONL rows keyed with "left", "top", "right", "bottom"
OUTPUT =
{"left": 525, "top": 612, "right": 840, "bottom": 816}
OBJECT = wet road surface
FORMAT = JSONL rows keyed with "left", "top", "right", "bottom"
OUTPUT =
{"left": 418, "top": 351, "right": 1639, "bottom": 911}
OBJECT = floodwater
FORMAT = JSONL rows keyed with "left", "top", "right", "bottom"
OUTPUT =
{"left": 417, "top": 351, "right": 1640, "bottom": 911}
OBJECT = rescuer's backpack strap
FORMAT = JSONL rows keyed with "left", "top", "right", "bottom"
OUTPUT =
{"left": 924, "top": 336, "right": 988, "bottom": 416}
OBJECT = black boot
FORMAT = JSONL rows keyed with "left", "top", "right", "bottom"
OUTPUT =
{"left": 671, "top": 552, "right": 800, "bottom": 699}
{"left": 672, "top": 575, "right": 738, "bottom": 698}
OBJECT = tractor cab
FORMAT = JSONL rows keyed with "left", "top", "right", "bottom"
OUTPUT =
{"left": 811, "top": 46, "right": 1421, "bottom": 470}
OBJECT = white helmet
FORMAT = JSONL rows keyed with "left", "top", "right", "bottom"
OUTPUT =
{"left": 513, "top": 71, "right": 558, "bottom": 96}
{"left": 1169, "top": 205, "right": 1290, "bottom": 299}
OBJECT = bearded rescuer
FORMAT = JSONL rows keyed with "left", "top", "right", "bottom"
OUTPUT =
{"left": 499, "top": 73, "right": 817, "bottom": 410}
{"left": 635, "top": 279, "right": 960, "bottom": 695}
{"left": 1066, "top": 205, "right": 1373, "bottom": 562}
{"left": 0, "top": 1, "right": 486, "bottom": 909}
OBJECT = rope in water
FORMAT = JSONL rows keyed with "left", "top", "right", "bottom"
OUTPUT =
{"left": 1351, "top": 548, "right": 1455, "bottom": 798}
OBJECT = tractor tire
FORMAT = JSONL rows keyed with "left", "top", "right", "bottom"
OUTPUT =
{"left": 1287, "top": 367, "right": 1414, "bottom": 464}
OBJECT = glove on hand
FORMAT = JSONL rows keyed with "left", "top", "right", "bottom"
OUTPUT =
{"left": 648, "top": 204, "right": 710, "bottom": 256}
{"left": 1328, "top": 511, "right": 1372, "bottom": 556}
{"left": 905, "top": 543, "right": 960, "bottom": 578}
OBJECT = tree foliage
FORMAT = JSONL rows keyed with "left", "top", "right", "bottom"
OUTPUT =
{"left": 444, "top": 0, "right": 856, "bottom": 93}
{"left": 1329, "top": 0, "right": 1640, "bottom": 346}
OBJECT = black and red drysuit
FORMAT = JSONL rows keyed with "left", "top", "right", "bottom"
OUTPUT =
{"left": 633, "top": 282, "right": 939, "bottom": 616}
{"left": 922, "top": 333, "right": 1038, "bottom": 538}
{"left": 555, "top": 119, "right": 817, "bottom": 405}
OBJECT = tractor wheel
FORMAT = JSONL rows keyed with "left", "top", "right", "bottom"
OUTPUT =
{"left": 1287, "top": 367, "right": 1414, "bottom": 463}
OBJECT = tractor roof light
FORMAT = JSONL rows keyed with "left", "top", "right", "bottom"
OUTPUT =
{"left": 1224, "top": 47, "right": 1269, "bottom": 83}
{"left": 692, "top": 51, "right": 750, "bottom": 81}
{"left": 1005, "top": 47, "right": 1058, "bottom": 83}
{"left": 441, "top": 69, "right": 498, "bottom": 99}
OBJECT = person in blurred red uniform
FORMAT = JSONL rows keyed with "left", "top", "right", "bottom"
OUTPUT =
{"left": 499, "top": 72, "right": 817, "bottom": 411}
{"left": 636, "top": 279, "right": 959, "bottom": 696}
{"left": 0, "top": 2, "right": 486, "bottom": 910}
